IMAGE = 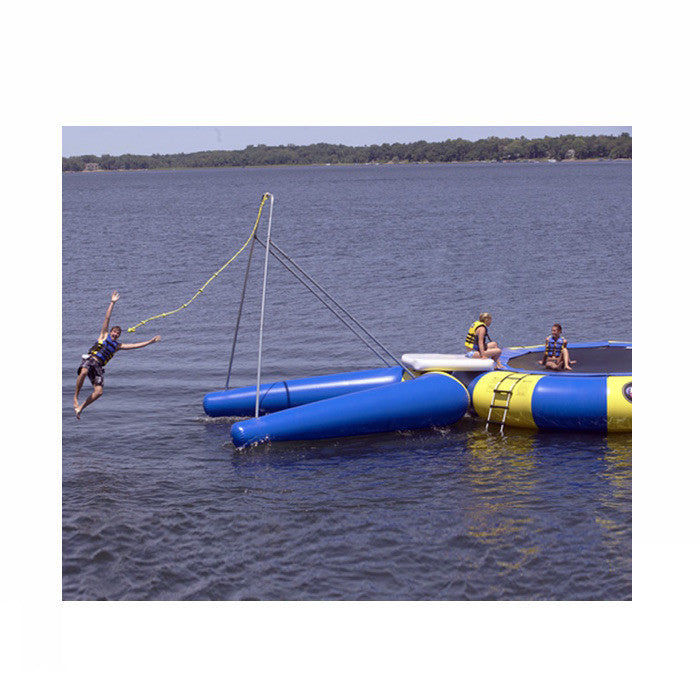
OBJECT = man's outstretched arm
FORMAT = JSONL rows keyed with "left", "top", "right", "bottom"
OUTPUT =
{"left": 120, "top": 335, "right": 161, "bottom": 350}
{"left": 99, "top": 291, "right": 120, "bottom": 339}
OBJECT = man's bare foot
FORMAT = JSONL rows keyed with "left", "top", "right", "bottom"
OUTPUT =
{"left": 75, "top": 405, "right": 83, "bottom": 420}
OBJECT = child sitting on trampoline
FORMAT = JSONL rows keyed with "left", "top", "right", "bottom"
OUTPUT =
{"left": 538, "top": 323, "right": 576, "bottom": 371}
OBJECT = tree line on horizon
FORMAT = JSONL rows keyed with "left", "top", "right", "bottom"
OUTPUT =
{"left": 62, "top": 133, "right": 632, "bottom": 172}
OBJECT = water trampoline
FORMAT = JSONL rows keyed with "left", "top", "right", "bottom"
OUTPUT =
{"left": 200, "top": 193, "right": 631, "bottom": 446}
{"left": 462, "top": 341, "right": 632, "bottom": 434}
{"left": 502, "top": 342, "right": 631, "bottom": 374}
{"left": 203, "top": 341, "right": 631, "bottom": 446}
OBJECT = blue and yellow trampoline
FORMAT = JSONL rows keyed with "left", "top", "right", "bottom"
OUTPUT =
{"left": 463, "top": 341, "right": 632, "bottom": 433}
{"left": 203, "top": 341, "right": 631, "bottom": 445}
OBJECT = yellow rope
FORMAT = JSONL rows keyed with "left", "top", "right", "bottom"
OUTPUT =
{"left": 127, "top": 193, "right": 270, "bottom": 333}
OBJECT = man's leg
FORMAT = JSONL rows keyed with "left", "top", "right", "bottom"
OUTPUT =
{"left": 76, "top": 383, "right": 103, "bottom": 419}
{"left": 74, "top": 368, "right": 89, "bottom": 410}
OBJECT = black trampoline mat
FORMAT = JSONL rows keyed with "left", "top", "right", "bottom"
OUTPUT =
{"left": 505, "top": 345, "right": 632, "bottom": 374}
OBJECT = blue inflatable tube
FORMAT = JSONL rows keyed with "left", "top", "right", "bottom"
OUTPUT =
{"left": 530, "top": 375, "right": 608, "bottom": 431}
{"left": 231, "top": 371, "right": 469, "bottom": 447}
{"left": 203, "top": 366, "right": 405, "bottom": 417}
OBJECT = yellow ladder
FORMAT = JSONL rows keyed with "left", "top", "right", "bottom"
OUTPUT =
{"left": 486, "top": 373, "right": 528, "bottom": 434}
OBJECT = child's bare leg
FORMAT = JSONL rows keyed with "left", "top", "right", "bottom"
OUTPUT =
{"left": 485, "top": 347, "right": 504, "bottom": 369}
{"left": 563, "top": 347, "right": 574, "bottom": 370}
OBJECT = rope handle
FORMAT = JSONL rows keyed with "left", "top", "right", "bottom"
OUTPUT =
{"left": 127, "top": 194, "right": 270, "bottom": 333}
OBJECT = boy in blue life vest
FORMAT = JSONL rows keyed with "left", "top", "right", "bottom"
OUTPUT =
{"left": 74, "top": 291, "right": 161, "bottom": 419}
{"left": 538, "top": 323, "right": 575, "bottom": 371}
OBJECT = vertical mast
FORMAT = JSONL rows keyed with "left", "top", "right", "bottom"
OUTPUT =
{"left": 254, "top": 193, "right": 274, "bottom": 418}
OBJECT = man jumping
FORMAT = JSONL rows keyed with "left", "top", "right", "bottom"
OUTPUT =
{"left": 74, "top": 291, "right": 161, "bottom": 419}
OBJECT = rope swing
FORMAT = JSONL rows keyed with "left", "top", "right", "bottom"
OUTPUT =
{"left": 127, "top": 194, "right": 270, "bottom": 333}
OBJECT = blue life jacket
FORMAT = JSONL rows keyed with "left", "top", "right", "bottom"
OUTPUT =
{"left": 545, "top": 335, "right": 564, "bottom": 357}
{"left": 89, "top": 335, "right": 120, "bottom": 366}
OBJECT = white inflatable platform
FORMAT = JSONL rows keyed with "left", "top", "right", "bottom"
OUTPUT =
{"left": 401, "top": 353, "right": 494, "bottom": 372}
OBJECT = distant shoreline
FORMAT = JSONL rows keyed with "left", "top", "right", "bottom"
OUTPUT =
{"left": 63, "top": 158, "right": 632, "bottom": 174}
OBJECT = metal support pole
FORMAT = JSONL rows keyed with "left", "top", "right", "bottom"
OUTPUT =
{"left": 225, "top": 230, "right": 256, "bottom": 389}
{"left": 254, "top": 193, "right": 274, "bottom": 418}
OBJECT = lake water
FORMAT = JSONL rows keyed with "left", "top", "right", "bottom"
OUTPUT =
{"left": 62, "top": 161, "right": 632, "bottom": 600}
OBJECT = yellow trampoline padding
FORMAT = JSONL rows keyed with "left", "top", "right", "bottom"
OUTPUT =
{"left": 471, "top": 371, "right": 541, "bottom": 430}
{"left": 606, "top": 376, "right": 632, "bottom": 432}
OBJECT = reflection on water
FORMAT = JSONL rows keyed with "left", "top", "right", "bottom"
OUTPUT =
{"left": 461, "top": 430, "right": 540, "bottom": 586}
{"left": 595, "top": 434, "right": 632, "bottom": 580}
{"left": 462, "top": 430, "right": 537, "bottom": 539}
{"left": 453, "top": 427, "right": 631, "bottom": 598}
{"left": 603, "top": 433, "right": 633, "bottom": 475}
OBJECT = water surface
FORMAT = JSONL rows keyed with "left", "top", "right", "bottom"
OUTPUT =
{"left": 63, "top": 162, "right": 631, "bottom": 600}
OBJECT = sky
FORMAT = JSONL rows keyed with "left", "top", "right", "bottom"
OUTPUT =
{"left": 61, "top": 125, "right": 632, "bottom": 158}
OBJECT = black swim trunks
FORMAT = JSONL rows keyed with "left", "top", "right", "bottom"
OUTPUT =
{"left": 77, "top": 356, "right": 105, "bottom": 386}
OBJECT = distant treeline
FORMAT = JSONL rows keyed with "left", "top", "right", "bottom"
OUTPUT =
{"left": 63, "top": 133, "right": 632, "bottom": 172}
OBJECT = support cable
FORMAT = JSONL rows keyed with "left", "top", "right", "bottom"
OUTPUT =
{"left": 254, "top": 237, "right": 415, "bottom": 378}
{"left": 260, "top": 244, "right": 390, "bottom": 369}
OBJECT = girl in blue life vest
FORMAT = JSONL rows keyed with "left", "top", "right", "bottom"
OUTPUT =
{"left": 538, "top": 323, "right": 575, "bottom": 371}
{"left": 464, "top": 312, "right": 504, "bottom": 369}
{"left": 73, "top": 291, "right": 162, "bottom": 419}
